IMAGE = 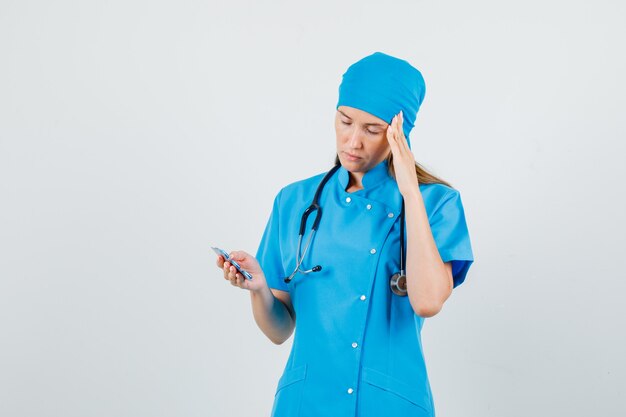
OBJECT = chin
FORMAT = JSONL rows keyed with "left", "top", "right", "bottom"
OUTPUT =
{"left": 338, "top": 156, "right": 359, "bottom": 170}
{"left": 342, "top": 162, "right": 368, "bottom": 174}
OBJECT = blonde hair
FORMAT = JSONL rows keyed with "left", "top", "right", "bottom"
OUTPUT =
{"left": 334, "top": 153, "right": 453, "bottom": 188}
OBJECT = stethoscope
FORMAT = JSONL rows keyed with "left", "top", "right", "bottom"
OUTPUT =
{"left": 284, "top": 164, "right": 409, "bottom": 296}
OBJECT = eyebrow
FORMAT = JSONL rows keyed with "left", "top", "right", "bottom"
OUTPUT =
{"left": 338, "top": 110, "right": 387, "bottom": 127}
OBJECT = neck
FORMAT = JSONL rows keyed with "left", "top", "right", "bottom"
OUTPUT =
{"left": 346, "top": 172, "right": 364, "bottom": 193}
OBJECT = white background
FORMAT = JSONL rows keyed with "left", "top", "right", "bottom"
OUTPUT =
{"left": 1, "top": 1, "right": 625, "bottom": 416}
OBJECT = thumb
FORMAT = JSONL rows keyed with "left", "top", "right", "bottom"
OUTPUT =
{"left": 229, "top": 250, "right": 248, "bottom": 262}
{"left": 230, "top": 250, "right": 259, "bottom": 271}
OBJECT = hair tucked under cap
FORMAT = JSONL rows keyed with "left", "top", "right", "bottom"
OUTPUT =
{"left": 336, "top": 51, "right": 426, "bottom": 148}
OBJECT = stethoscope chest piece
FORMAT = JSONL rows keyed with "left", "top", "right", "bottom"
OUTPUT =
{"left": 390, "top": 272, "right": 408, "bottom": 296}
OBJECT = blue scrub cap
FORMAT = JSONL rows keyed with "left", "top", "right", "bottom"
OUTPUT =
{"left": 336, "top": 51, "right": 426, "bottom": 148}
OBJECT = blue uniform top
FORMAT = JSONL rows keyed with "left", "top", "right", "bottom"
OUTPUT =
{"left": 256, "top": 159, "right": 474, "bottom": 417}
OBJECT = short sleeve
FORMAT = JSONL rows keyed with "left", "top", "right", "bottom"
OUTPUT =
{"left": 256, "top": 190, "right": 289, "bottom": 292}
{"left": 430, "top": 189, "right": 474, "bottom": 288}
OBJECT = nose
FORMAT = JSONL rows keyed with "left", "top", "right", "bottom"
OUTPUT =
{"left": 346, "top": 127, "right": 363, "bottom": 149}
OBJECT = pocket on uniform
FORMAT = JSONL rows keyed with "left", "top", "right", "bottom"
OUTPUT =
{"left": 275, "top": 364, "right": 307, "bottom": 393}
{"left": 360, "top": 367, "right": 432, "bottom": 415}
{"left": 271, "top": 364, "right": 307, "bottom": 417}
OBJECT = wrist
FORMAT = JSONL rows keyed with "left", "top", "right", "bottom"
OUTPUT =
{"left": 250, "top": 281, "right": 272, "bottom": 298}
{"left": 401, "top": 186, "right": 422, "bottom": 202}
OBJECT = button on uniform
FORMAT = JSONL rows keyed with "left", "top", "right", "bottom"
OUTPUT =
{"left": 345, "top": 197, "right": 352, "bottom": 203}
{"left": 388, "top": 212, "right": 394, "bottom": 218}
{"left": 352, "top": 342, "right": 358, "bottom": 348}
{"left": 347, "top": 388, "right": 354, "bottom": 395}
{"left": 370, "top": 248, "right": 376, "bottom": 254}
{"left": 360, "top": 295, "right": 366, "bottom": 301}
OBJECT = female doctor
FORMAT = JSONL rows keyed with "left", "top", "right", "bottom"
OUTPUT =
{"left": 215, "top": 52, "right": 474, "bottom": 417}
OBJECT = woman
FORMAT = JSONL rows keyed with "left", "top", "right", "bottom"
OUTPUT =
{"left": 215, "top": 52, "right": 474, "bottom": 417}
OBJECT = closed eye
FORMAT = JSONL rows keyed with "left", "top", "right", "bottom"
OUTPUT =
{"left": 341, "top": 121, "right": 380, "bottom": 135}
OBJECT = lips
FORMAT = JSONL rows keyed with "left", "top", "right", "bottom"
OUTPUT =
{"left": 343, "top": 151, "right": 362, "bottom": 161}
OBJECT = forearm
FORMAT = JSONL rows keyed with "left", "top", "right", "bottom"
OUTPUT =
{"left": 404, "top": 190, "right": 453, "bottom": 317}
{"left": 249, "top": 286, "right": 295, "bottom": 344}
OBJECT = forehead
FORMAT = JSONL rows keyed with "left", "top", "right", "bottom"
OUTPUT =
{"left": 337, "top": 106, "right": 387, "bottom": 125}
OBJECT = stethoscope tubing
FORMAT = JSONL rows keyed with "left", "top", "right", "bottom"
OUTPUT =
{"left": 284, "top": 163, "right": 407, "bottom": 296}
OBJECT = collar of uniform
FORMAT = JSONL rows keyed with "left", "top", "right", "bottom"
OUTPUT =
{"left": 337, "top": 159, "right": 391, "bottom": 191}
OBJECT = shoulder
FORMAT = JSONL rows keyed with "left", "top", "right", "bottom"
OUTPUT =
{"left": 419, "top": 182, "right": 459, "bottom": 201}
{"left": 272, "top": 171, "right": 328, "bottom": 206}
{"left": 418, "top": 182, "right": 462, "bottom": 214}
{"left": 281, "top": 171, "right": 327, "bottom": 195}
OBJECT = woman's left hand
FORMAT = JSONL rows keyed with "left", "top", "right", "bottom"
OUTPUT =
{"left": 387, "top": 110, "right": 420, "bottom": 196}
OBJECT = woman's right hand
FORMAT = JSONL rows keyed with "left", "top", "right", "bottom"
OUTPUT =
{"left": 216, "top": 250, "right": 268, "bottom": 293}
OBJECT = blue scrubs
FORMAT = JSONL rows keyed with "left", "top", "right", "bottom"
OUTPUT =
{"left": 256, "top": 159, "right": 474, "bottom": 417}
